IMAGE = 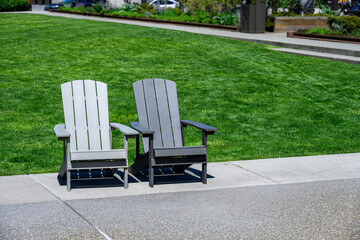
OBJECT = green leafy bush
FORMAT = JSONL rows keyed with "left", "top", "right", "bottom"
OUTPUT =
{"left": 307, "top": 27, "right": 334, "bottom": 35}
{"left": 119, "top": 3, "right": 139, "bottom": 12}
{"left": 93, "top": 3, "right": 103, "bottom": 13}
{"left": 305, "top": 27, "right": 360, "bottom": 38}
{"left": 266, "top": 18, "right": 274, "bottom": 27}
{"left": 320, "top": 4, "right": 340, "bottom": 16}
{"left": 158, "top": 8, "right": 178, "bottom": 17}
{"left": 328, "top": 15, "right": 360, "bottom": 35}
{"left": 212, "top": 13, "right": 238, "bottom": 25}
{"left": 194, "top": 10, "right": 210, "bottom": 23}
{"left": 0, "top": 0, "right": 29, "bottom": 12}
{"left": 136, "top": 3, "right": 154, "bottom": 14}
{"left": 181, "top": 0, "right": 238, "bottom": 16}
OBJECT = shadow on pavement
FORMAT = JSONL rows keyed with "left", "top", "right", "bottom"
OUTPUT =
{"left": 57, "top": 167, "right": 215, "bottom": 189}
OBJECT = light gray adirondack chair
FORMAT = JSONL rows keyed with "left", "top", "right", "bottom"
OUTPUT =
{"left": 54, "top": 80, "right": 138, "bottom": 191}
{"left": 129, "top": 78, "right": 217, "bottom": 187}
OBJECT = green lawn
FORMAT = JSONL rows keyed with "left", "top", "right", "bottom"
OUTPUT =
{"left": 1, "top": 13, "right": 360, "bottom": 176}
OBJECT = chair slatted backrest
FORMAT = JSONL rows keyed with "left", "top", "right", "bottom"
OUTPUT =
{"left": 61, "top": 80, "right": 110, "bottom": 152}
{"left": 133, "top": 79, "right": 183, "bottom": 152}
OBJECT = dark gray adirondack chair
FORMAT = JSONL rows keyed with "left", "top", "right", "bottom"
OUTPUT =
{"left": 54, "top": 80, "right": 138, "bottom": 191}
{"left": 130, "top": 78, "right": 217, "bottom": 187}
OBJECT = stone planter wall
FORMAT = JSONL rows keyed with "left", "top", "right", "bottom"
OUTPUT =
{"left": 274, "top": 17, "right": 328, "bottom": 33}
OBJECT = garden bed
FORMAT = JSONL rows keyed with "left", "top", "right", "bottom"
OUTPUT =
{"left": 50, "top": 9, "right": 240, "bottom": 32}
{"left": 287, "top": 31, "right": 360, "bottom": 44}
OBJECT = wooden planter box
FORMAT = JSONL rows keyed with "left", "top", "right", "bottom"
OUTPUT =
{"left": 274, "top": 17, "right": 328, "bottom": 33}
{"left": 287, "top": 31, "right": 360, "bottom": 44}
{"left": 240, "top": 4, "right": 265, "bottom": 33}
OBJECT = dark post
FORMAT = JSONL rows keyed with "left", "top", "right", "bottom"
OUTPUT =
{"left": 240, "top": 0, "right": 265, "bottom": 33}
{"left": 272, "top": 0, "right": 279, "bottom": 13}
{"left": 331, "top": 0, "right": 339, "bottom": 10}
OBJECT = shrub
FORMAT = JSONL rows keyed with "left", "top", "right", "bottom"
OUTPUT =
{"left": 119, "top": 3, "right": 139, "bottom": 12}
{"left": 328, "top": 15, "right": 360, "bottom": 35}
{"left": 158, "top": 8, "right": 178, "bottom": 17}
{"left": 212, "top": 13, "right": 237, "bottom": 25}
{"left": 0, "top": 0, "right": 29, "bottom": 12}
{"left": 136, "top": 3, "right": 154, "bottom": 14}
{"left": 93, "top": 3, "right": 103, "bottom": 13}
{"left": 320, "top": 4, "right": 340, "bottom": 16}
{"left": 307, "top": 27, "right": 333, "bottom": 35}
{"left": 181, "top": 0, "right": 237, "bottom": 16}
{"left": 194, "top": 10, "right": 210, "bottom": 23}
{"left": 271, "top": 11, "right": 299, "bottom": 17}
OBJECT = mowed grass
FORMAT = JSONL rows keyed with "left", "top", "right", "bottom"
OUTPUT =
{"left": 1, "top": 14, "right": 360, "bottom": 175}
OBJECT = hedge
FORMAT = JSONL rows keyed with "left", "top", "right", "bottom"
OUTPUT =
{"left": 0, "top": 0, "right": 29, "bottom": 12}
{"left": 328, "top": 15, "right": 360, "bottom": 34}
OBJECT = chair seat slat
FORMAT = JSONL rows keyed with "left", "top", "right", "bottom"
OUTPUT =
{"left": 154, "top": 146, "right": 206, "bottom": 157}
{"left": 71, "top": 149, "right": 126, "bottom": 161}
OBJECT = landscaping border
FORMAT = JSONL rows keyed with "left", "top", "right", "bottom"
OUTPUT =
{"left": 287, "top": 31, "right": 360, "bottom": 44}
{"left": 50, "top": 9, "right": 240, "bottom": 32}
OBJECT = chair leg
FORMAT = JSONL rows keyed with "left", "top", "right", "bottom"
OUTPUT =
{"left": 149, "top": 166, "right": 154, "bottom": 188}
{"left": 202, "top": 163, "right": 207, "bottom": 184}
{"left": 124, "top": 168, "right": 128, "bottom": 189}
{"left": 66, "top": 169, "right": 71, "bottom": 191}
{"left": 66, "top": 141, "right": 71, "bottom": 191}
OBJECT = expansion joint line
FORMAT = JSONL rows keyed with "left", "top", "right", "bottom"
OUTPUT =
{"left": 227, "top": 162, "right": 280, "bottom": 184}
{"left": 28, "top": 175, "right": 112, "bottom": 240}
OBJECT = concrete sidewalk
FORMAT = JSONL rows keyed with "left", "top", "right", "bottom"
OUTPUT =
{"left": 23, "top": 11, "right": 360, "bottom": 64}
{"left": 1, "top": 153, "right": 359, "bottom": 239}
{"left": 1, "top": 153, "right": 359, "bottom": 203}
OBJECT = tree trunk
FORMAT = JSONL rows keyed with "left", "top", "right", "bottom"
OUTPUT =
{"left": 272, "top": 0, "right": 279, "bottom": 13}
{"left": 331, "top": 0, "right": 338, "bottom": 10}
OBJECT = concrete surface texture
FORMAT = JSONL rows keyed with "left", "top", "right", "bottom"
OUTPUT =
{"left": 1, "top": 153, "right": 360, "bottom": 239}
{"left": 272, "top": 48, "right": 360, "bottom": 65}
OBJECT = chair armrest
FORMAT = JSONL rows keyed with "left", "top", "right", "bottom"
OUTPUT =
{"left": 110, "top": 123, "right": 138, "bottom": 137}
{"left": 180, "top": 120, "right": 217, "bottom": 134}
{"left": 54, "top": 124, "right": 70, "bottom": 141}
{"left": 130, "top": 122, "right": 154, "bottom": 136}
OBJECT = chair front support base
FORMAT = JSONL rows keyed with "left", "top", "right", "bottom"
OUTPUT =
{"left": 130, "top": 123, "right": 212, "bottom": 187}
{"left": 129, "top": 152, "right": 208, "bottom": 187}
{"left": 56, "top": 125, "right": 133, "bottom": 191}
